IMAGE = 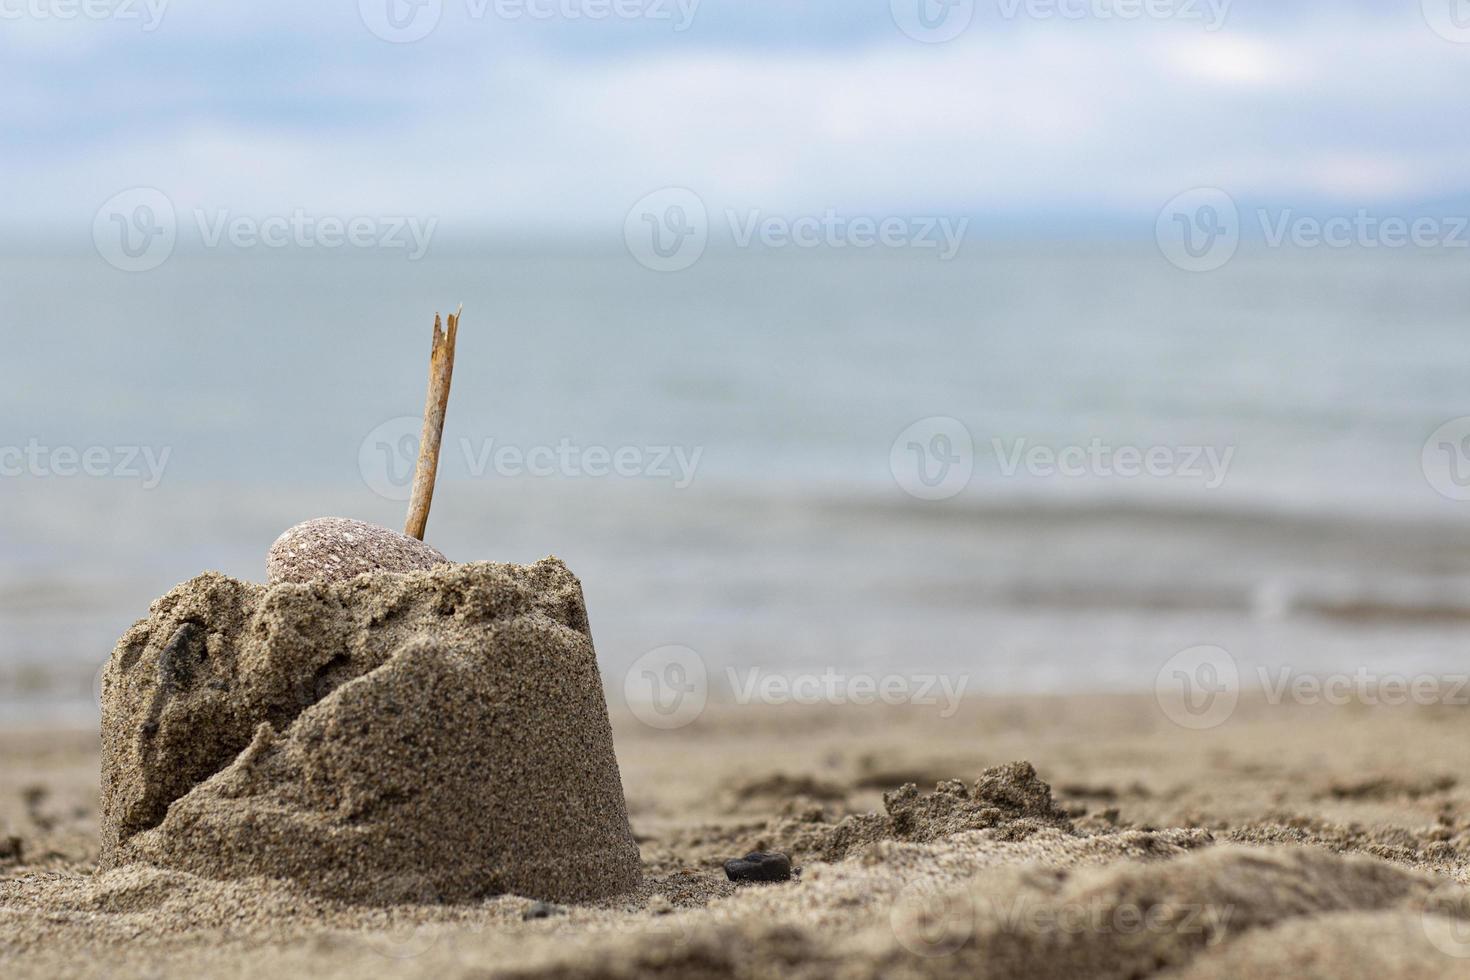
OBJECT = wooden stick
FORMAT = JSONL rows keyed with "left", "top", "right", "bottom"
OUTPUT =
{"left": 405, "top": 306, "right": 461, "bottom": 541}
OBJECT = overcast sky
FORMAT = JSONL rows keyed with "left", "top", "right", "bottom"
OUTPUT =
{"left": 4, "top": 0, "right": 1469, "bottom": 239}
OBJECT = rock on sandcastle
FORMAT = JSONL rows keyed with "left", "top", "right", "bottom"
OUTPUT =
{"left": 98, "top": 309, "right": 642, "bottom": 903}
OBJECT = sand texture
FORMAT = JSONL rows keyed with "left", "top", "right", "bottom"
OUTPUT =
{"left": 8, "top": 695, "right": 1470, "bottom": 977}
{"left": 97, "top": 558, "right": 640, "bottom": 904}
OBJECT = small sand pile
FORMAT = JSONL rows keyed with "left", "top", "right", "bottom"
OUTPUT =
{"left": 771, "top": 761, "right": 1076, "bottom": 863}
{"left": 98, "top": 558, "right": 641, "bottom": 904}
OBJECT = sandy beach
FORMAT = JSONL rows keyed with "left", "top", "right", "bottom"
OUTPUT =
{"left": 6, "top": 692, "right": 1470, "bottom": 978}
{"left": 6, "top": 2, "right": 1468, "bottom": 977}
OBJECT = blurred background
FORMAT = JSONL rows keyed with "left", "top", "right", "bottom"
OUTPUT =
{"left": 3, "top": 0, "right": 1470, "bottom": 724}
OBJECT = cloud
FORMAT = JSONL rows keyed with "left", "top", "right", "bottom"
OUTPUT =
{"left": 3, "top": 2, "right": 1468, "bottom": 236}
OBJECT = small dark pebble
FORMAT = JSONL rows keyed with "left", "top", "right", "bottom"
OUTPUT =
{"left": 522, "top": 901, "right": 565, "bottom": 920}
{"left": 0, "top": 836, "right": 22, "bottom": 862}
{"left": 724, "top": 851, "right": 793, "bottom": 883}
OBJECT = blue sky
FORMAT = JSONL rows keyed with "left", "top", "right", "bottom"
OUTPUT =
{"left": 3, "top": 0, "right": 1469, "bottom": 238}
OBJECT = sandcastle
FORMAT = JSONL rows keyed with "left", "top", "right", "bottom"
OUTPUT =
{"left": 97, "top": 309, "right": 642, "bottom": 903}
{"left": 99, "top": 558, "right": 642, "bottom": 903}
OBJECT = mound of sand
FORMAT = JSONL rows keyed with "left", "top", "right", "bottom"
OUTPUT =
{"left": 776, "top": 761, "right": 1076, "bottom": 862}
{"left": 98, "top": 558, "right": 641, "bottom": 904}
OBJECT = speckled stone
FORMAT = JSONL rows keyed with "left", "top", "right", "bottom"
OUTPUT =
{"left": 267, "top": 517, "right": 450, "bottom": 586}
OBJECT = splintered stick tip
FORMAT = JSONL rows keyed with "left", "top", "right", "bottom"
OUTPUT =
{"left": 405, "top": 307, "right": 461, "bottom": 541}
